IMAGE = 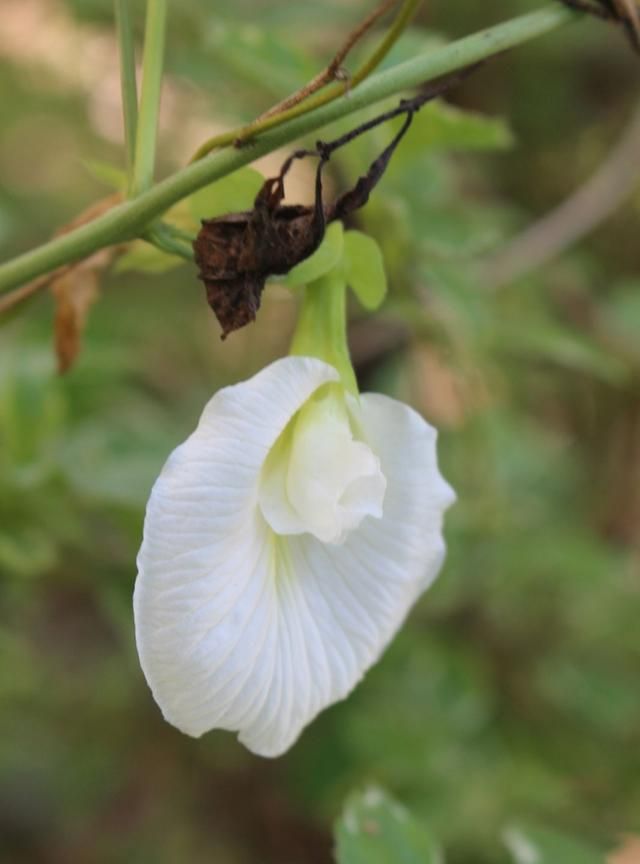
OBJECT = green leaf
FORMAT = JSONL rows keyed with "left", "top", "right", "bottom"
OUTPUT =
{"left": 335, "top": 787, "right": 440, "bottom": 864}
{"left": 206, "top": 23, "right": 316, "bottom": 99}
{"left": 187, "top": 167, "right": 264, "bottom": 222}
{"left": 499, "top": 319, "right": 629, "bottom": 385}
{"left": 282, "top": 221, "right": 344, "bottom": 288}
{"left": 343, "top": 230, "right": 387, "bottom": 310}
{"left": 420, "top": 204, "right": 507, "bottom": 258}
{"left": 114, "top": 240, "right": 184, "bottom": 275}
{"left": 0, "top": 526, "right": 57, "bottom": 579}
{"left": 398, "top": 101, "right": 513, "bottom": 160}
{"left": 504, "top": 824, "right": 606, "bottom": 864}
{"left": 601, "top": 281, "right": 640, "bottom": 357}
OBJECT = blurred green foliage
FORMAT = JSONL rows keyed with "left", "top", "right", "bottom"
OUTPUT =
{"left": 335, "top": 787, "right": 441, "bottom": 864}
{"left": 335, "top": 790, "right": 610, "bottom": 863}
{"left": 1, "top": 1, "right": 640, "bottom": 862}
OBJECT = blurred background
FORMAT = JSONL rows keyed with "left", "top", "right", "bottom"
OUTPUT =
{"left": 1, "top": 0, "right": 639, "bottom": 861}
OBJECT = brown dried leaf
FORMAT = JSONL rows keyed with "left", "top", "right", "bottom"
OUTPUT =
{"left": 193, "top": 191, "right": 321, "bottom": 339}
{"left": 50, "top": 248, "right": 112, "bottom": 373}
{"left": 51, "top": 270, "right": 98, "bottom": 373}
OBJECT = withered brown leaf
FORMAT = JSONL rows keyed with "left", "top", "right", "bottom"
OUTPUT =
{"left": 193, "top": 65, "right": 482, "bottom": 339}
{"left": 51, "top": 249, "right": 113, "bottom": 373}
{"left": 193, "top": 185, "right": 326, "bottom": 339}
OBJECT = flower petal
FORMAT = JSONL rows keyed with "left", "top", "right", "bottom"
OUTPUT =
{"left": 134, "top": 360, "right": 454, "bottom": 758}
{"left": 134, "top": 358, "right": 339, "bottom": 735}
{"left": 237, "top": 393, "right": 455, "bottom": 755}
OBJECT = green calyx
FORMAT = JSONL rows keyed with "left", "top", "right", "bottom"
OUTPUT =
{"left": 286, "top": 223, "right": 388, "bottom": 395}
{"left": 289, "top": 267, "right": 357, "bottom": 395}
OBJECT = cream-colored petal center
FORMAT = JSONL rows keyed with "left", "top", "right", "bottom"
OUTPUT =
{"left": 259, "top": 388, "right": 386, "bottom": 544}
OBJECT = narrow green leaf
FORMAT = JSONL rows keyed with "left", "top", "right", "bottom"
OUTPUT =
{"left": 114, "top": 240, "right": 184, "bottom": 275}
{"left": 398, "top": 101, "right": 513, "bottom": 160}
{"left": 82, "top": 160, "right": 128, "bottom": 192}
{"left": 335, "top": 787, "right": 440, "bottom": 864}
{"left": 499, "top": 320, "right": 629, "bottom": 385}
{"left": 206, "top": 23, "right": 315, "bottom": 98}
{"left": 187, "top": 167, "right": 264, "bottom": 222}
{"left": 601, "top": 280, "right": 640, "bottom": 356}
{"left": 0, "top": 528, "right": 57, "bottom": 579}
{"left": 343, "top": 230, "right": 387, "bottom": 310}
{"left": 282, "top": 221, "right": 344, "bottom": 288}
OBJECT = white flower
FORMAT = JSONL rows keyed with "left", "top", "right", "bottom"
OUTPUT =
{"left": 134, "top": 356, "right": 454, "bottom": 757}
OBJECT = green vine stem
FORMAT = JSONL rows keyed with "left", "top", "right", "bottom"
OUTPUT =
{"left": 130, "top": 0, "right": 167, "bottom": 197}
{"left": 0, "top": 4, "right": 576, "bottom": 295}
{"left": 114, "top": 0, "right": 139, "bottom": 185}
{"left": 144, "top": 222, "right": 195, "bottom": 260}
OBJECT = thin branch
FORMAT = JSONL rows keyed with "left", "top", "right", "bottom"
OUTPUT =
{"left": 257, "top": 0, "right": 400, "bottom": 121}
{"left": 349, "top": 0, "right": 421, "bottom": 90}
{"left": 190, "top": 0, "right": 422, "bottom": 161}
{"left": 0, "top": 4, "right": 577, "bottom": 297}
{"left": 614, "top": 0, "right": 640, "bottom": 50}
{"left": 478, "top": 97, "right": 640, "bottom": 289}
{"left": 560, "top": 0, "right": 640, "bottom": 50}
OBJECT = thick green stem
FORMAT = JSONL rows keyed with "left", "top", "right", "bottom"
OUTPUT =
{"left": 290, "top": 274, "right": 357, "bottom": 394}
{"left": 130, "top": 0, "right": 167, "bottom": 197}
{"left": 114, "top": 0, "right": 139, "bottom": 185}
{"left": 0, "top": 4, "right": 576, "bottom": 294}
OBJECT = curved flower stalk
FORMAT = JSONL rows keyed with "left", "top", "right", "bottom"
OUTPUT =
{"left": 134, "top": 226, "right": 455, "bottom": 757}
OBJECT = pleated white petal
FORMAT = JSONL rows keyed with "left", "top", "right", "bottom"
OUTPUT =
{"left": 134, "top": 357, "right": 454, "bottom": 757}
